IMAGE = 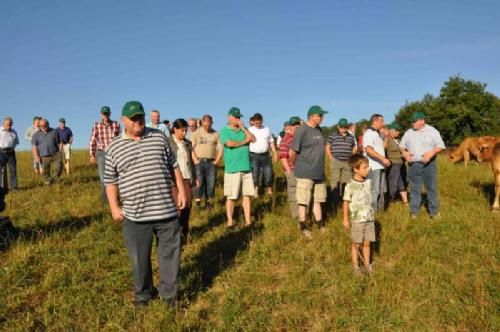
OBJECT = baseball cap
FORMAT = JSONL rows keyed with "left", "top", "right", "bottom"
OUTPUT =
{"left": 122, "top": 101, "right": 145, "bottom": 118}
{"left": 307, "top": 105, "right": 328, "bottom": 117}
{"left": 388, "top": 122, "right": 401, "bottom": 130}
{"left": 288, "top": 116, "right": 301, "bottom": 125}
{"left": 228, "top": 107, "right": 243, "bottom": 118}
{"left": 338, "top": 118, "right": 349, "bottom": 127}
{"left": 33, "top": 116, "right": 41, "bottom": 121}
{"left": 59, "top": 118, "right": 66, "bottom": 123}
{"left": 100, "top": 106, "right": 111, "bottom": 114}
{"left": 411, "top": 111, "right": 425, "bottom": 122}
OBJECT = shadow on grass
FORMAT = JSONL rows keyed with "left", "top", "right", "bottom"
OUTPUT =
{"left": 189, "top": 211, "right": 226, "bottom": 239}
{"left": 471, "top": 180, "right": 495, "bottom": 205}
{"left": 180, "top": 223, "right": 264, "bottom": 304}
{"left": 0, "top": 213, "right": 103, "bottom": 252}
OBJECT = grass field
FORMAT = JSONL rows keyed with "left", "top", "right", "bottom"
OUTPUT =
{"left": 0, "top": 151, "right": 498, "bottom": 331}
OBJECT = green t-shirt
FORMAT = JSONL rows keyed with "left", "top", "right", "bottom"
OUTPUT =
{"left": 219, "top": 125, "right": 252, "bottom": 173}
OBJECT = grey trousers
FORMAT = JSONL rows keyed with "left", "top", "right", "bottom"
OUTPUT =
{"left": 122, "top": 217, "right": 181, "bottom": 303}
{"left": 285, "top": 173, "right": 298, "bottom": 219}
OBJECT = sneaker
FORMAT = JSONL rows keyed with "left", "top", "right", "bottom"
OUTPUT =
{"left": 363, "top": 264, "right": 374, "bottom": 275}
{"left": 205, "top": 201, "right": 212, "bottom": 210}
{"left": 317, "top": 221, "right": 326, "bottom": 234}
{"left": 430, "top": 213, "right": 441, "bottom": 220}
{"left": 410, "top": 214, "right": 417, "bottom": 220}
{"left": 300, "top": 223, "right": 312, "bottom": 239}
{"left": 195, "top": 200, "right": 203, "bottom": 210}
{"left": 353, "top": 266, "right": 362, "bottom": 276}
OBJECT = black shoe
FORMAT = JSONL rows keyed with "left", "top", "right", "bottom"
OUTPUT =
{"left": 205, "top": 201, "right": 212, "bottom": 210}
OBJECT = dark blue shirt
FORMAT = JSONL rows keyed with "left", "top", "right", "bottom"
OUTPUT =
{"left": 32, "top": 128, "right": 60, "bottom": 157}
{"left": 56, "top": 127, "right": 73, "bottom": 144}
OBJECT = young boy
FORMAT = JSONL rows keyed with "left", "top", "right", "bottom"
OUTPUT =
{"left": 343, "top": 154, "right": 376, "bottom": 274}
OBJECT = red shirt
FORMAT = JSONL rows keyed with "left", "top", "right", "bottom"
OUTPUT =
{"left": 279, "top": 132, "right": 295, "bottom": 170}
{"left": 89, "top": 120, "right": 121, "bottom": 157}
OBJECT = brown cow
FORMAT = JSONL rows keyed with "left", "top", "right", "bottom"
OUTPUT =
{"left": 478, "top": 136, "right": 500, "bottom": 162}
{"left": 491, "top": 142, "right": 500, "bottom": 212}
{"left": 449, "top": 137, "right": 487, "bottom": 166}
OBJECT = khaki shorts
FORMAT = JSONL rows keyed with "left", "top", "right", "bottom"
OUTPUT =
{"left": 62, "top": 144, "right": 71, "bottom": 160}
{"left": 296, "top": 178, "right": 327, "bottom": 205}
{"left": 351, "top": 221, "right": 376, "bottom": 243}
{"left": 224, "top": 172, "right": 255, "bottom": 200}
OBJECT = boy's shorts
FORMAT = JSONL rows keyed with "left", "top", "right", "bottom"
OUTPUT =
{"left": 224, "top": 172, "right": 255, "bottom": 200}
{"left": 296, "top": 178, "right": 326, "bottom": 205}
{"left": 351, "top": 221, "right": 376, "bottom": 243}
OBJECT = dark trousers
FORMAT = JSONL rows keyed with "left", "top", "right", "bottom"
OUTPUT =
{"left": 0, "top": 150, "right": 17, "bottom": 191}
{"left": 122, "top": 218, "right": 181, "bottom": 303}
{"left": 387, "top": 163, "right": 406, "bottom": 200}
{"left": 195, "top": 159, "right": 216, "bottom": 200}
{"left": 408, "top": 160, "right": 439, "bottom": 216}
{"left": 250, "top": 152, "right": 273, "bottom": 188}
{"left": 41, "top": 152, "right": 63, "bottom": 183}
{"left": 96, "top": 150, "right": 107, "bottom": 204}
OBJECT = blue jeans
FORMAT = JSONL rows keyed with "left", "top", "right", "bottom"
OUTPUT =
{"left": 195, "top": 159, "right": 216, "bottom": 200}
{"left": 96, "top": 150, "right": 107, "bottom": 204}
{"left": 122, "top": 218, "right": 180, "bottom": 303}
{"left": 250, "top": 152, "right": 273, "bottom": 188}
{"left": 408, "top": 160, "right": 439, "bottom": 216}
{"left": 367, "top": 169, "right": 385, "bottom": 212}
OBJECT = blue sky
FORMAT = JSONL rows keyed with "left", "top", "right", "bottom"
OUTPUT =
{"left": 2, "top": 0, "right": 500, "bottom": 150}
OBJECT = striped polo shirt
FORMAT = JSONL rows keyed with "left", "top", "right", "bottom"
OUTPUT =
{"left": 104, "top": 128, "right": 179, "bottom": 222}
{"left": 326, "top": 132, "right": 356, "bottom": 161}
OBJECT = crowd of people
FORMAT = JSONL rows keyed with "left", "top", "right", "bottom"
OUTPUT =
{"left": 0, "top": 102, "right": 446, "bottom": 308}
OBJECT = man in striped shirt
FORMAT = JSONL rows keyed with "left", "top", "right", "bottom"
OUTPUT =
{"left": 88, "top": 106, "right": 121, "bottom": 204}
{"left": 326, "top": 118, "right": 357, "bottom": 207}
{"left": 104, "top": 101, "right": 186, "bottom": 308}
{"left": 279, "top": 116, "right": 301, "bottom": 219}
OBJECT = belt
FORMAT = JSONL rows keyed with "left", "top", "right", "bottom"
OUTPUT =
{"left": 199, "top": 158, "right": 214, "bottom": 162}
{"left": 250, "top": 152, "right": 269, "bottom": 155}
{"left": 0, "top": 148, "right": 14, "bottom": 153}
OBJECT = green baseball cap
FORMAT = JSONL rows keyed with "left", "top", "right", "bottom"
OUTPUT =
{"left": 228, "top": 107, "right": 243, "bottom": 118}
{"left": 33, "top": 116, "right": 41, "bottom": 121}
{"left": 122, "top": 101, "right": 145, "bottom": 118}
{"left": 411, "top": 111, "right": 425, "bottom": 122}
{"left": 100, "top": 106, "right": 111, "bottom": 114}
{"left": 388, "top": 122, "right": 401, "bottom": 130}
{"left": 283, "top": 120, "right": 290, "bottom": 126}
{"left": 288, "top": 116, "right": 301, "bottom": 125}
{"left": 307, "top": 105, "right": 328, "bottom": 117}
{"left": 338, "top": 118, "right": 349, "bottom": 127}
{"left": 59, "top": 118, "right": 66, "bottom": 123}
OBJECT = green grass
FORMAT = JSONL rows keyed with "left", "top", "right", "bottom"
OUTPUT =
{"left": 0, "top": 151, "right": 498, "bottom": 331}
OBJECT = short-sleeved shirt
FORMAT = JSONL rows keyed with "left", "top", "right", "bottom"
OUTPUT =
{"left": 104, "top": 128, "right": 179, "bottom": 222}
{"left": 291, "top": 124, "right": 326, "bottom": 181}
{"left": 0, "top": 127, "right": 19, "bottom": 149}
{"left": 192, "top": 126, "right": 219, "bottom": 159}
{"left": 362, "top": 128, "right": 385, "bottom": 171}
{"left": 219, "top": 125, "right": 252, "bottom": 173}
{"left": 327, "top": 132, "right": 356, "bottom": 161}
{"left": 146, "top": 122, "right": 170, "bottom": 137}
{"left": 249, "top": 126, "right": 274, "bottom": 154}
{"left": 343, "top": 179, "right": 374, "bottom": 223}
{"left": 32, "top": 128, "right": 60, "bottom": 157}
{"left": 400, "top": 124, "right": 446, "bottom": 162}
{"left": 279, "top": 132, "right": 295, "bottom": 170}
{"left": 56, "top": 127, "right": 73, "bottom": 144}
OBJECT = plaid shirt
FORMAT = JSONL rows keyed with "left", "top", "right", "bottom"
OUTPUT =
{"left": 89, "top": 120, "right": 121, "bottom": 157}
{"left": 279, "top": 132, "right": 295, "bottom": 170}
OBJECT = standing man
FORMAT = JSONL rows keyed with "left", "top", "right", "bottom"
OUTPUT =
{"left": 104, "top": 101, "right": 186, "bottom": 308}
{"left": 191, "top": 114, "right": 223, "bottom": 210}
{"left": 32, "top": 119, "right": 63, "bottom": 185}
{"left": 89, "top": 106, "right": 121, "bottom": 204}
{"left": 185, "top": 118, "right": 198, "bottom": 141}
{"left": 400, "top": 112, "right": 445, "bottom": 219}
{"left": 146, "top": 109, "right": 170, "bottom": 137}
{"left": 290, "top": 105, "right": 328, "bottom": 239}
{"left": 56, "top": 118, "right": 74, "bottom": 175}
{"left": 326, "top": 118, "right": 357, "bottom": 207}
{"left": 363, "top": 114, "right": 391, "bottom": 212}
{"left": 0, "top": 117, "right": 19, "bottom": 191}
{"left": 249, "top": 113, "right": 278, "bottom": 196}
{"left": 348, "top": 122, "right": 358, "bottom": 151}
{"left": 279, "top": 116, "right": 301, "bottom": 220}
{"left": 25, "top": 116, "right": 42, "bottom": 175}
{"left": 219, "top": 107, "right": 256, "bottom": 227}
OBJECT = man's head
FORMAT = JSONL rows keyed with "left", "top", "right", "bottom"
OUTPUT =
{"left": 172, "top": 118, "right": 188, "bottom": 140}
{"left": 411, "top": 111, "right": 426, "bottom": 130}
{"left": 201, "top": 114, "right": 213, "bottom": 129}
{"left": 228, "top": 107, "right": 243, "bottom": 127}
{"left": 39, "top": 118, "right": 49, "bottom": 131}
{"left": 101, "top": 106, "right": 111, "bottom": 121}
{"left": 187, "top": 118, "right": 198, "bottom": 132}
{"left": 252, "top": 113, "right": 263, "bottom": 128}
{"left": 121, "top": 101, "right": 145, "bottom": 137}
{"left": 150, "top": 110, "right": 161, "bottom": 124}
{"left": 337, "top": 118, "right": 349, "bottom": 134}
{"left": 388, "top": 122, "right": 401, "bottom": 138}
{"left": 370, "top": 114, "right": 385, "bottom": 130}
{"left": 307, "top": 105, "right": 328, "bottom": 126}
{"left": 59, "top": 118, "right": 66, "bottom": 129}
{"left": 288, "top": 116, "right": 301, "bottom": 135}
{"left": 3, "top": 117, "right": 13, "bottom": 130}
{"left": 348, "top": 122, "right": 356, "bottom": 133}
{"left": 163, "top": 120, "right": 171, "bottom": 128}
{"left": 33, "top": 116, "right": 41, "bottom": 127}
{"left": 349, "top": 154, "right": 370, "bottom": 178}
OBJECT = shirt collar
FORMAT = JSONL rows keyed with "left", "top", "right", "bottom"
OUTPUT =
{"left": 121, "top": 127, "right": 152, "bottom": 140}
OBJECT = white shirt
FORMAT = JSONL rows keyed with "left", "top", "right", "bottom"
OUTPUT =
{"left": 362, "top": 128, "right": 385, "bottom": 170}
{"left": 0, "top": 127, "right": 19, "bottom": 149}
{"left": 173, "top": 137, "right": 192, "bottom": 180}
{"left": 400, "top": 124, "right": 445, "bottom": 162}
{"left": 249, "top": 126, "right": 274, "bottom": 154}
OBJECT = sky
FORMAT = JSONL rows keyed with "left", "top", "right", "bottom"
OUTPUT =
{"left": 2, "top": 0, "right": 500, "bottom": 150}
